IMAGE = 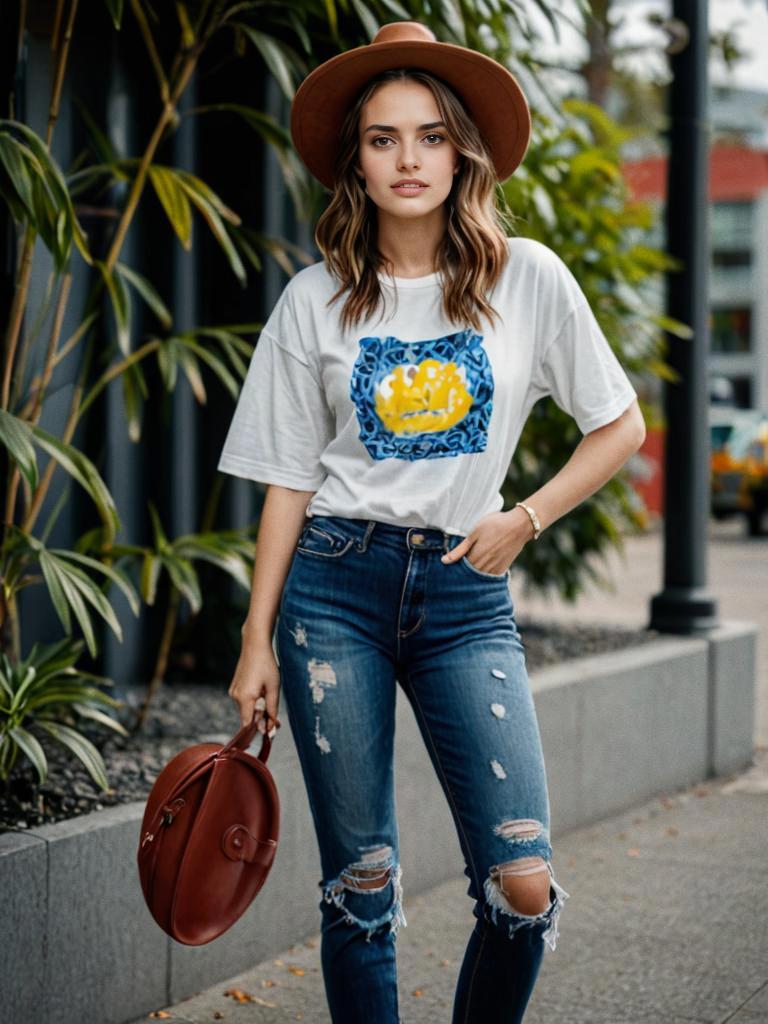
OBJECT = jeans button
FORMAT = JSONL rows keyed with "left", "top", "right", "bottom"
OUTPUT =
{"left": 411, "top": 532, "right": 424, "bottom": 544}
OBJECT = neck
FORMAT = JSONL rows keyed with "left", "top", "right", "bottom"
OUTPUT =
{"left": 375, "top": 205, "right": 449, "bottom": 278}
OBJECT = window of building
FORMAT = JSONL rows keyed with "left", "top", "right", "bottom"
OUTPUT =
{"left": 710, "top": 307, "right": 752, "bottom": 352}
{"left": 711, "top": 201, "right": 752, "bottom": 249}
{"left": 721, "top": 376, "right": 753, "bottom": 408}
{"left": 712, "top": 249, "right": 751, "bottom": 268}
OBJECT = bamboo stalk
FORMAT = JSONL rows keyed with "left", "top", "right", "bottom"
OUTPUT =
{"left": 2, "top": 275, "right": 73, "bottom": 557}
{"left": 1, "top": 0, "right": 78, "bottom": 412}
{"left": 134, "top": 584, "right": 181, "bottom": 731}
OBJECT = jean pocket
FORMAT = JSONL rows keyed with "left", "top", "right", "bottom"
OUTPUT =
{"left": 296, "top": 519, "right": 356, "bottom": 559}
{"left": 459, "top": 554, "right": 510, "bottom": 581}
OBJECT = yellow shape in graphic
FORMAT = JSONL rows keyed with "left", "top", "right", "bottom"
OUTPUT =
{"left": 374, "top": 358, "right": 473, "bottom": 435}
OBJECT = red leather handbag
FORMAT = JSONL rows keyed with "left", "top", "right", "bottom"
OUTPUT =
{"left": 136, "top": 709, "right": 281, "bottom": 945}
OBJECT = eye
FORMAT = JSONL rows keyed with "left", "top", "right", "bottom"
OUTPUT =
{"left": 424, "top": 133, "right": 444, "bottom": 143}
{"left": 371, "top": 136, "right": 392, "bottom": 148}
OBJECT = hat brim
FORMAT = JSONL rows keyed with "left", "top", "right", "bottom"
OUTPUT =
{"left": 290, "top": 39, "right": 531, "bottom": 190}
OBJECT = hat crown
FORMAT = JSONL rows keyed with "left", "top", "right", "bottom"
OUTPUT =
{"left": 371, "top": 22, "right": 437, "bottom": 46}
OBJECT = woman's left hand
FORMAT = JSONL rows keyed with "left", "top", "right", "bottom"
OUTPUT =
{"left": 440, "top": 509, "right": 533, "bottom": 575}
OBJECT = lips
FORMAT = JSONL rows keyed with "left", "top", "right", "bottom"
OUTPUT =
{"left": 391, "top": 182, "right": 429, "bottom": 194}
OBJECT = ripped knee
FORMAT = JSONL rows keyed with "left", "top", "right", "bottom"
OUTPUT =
{"left": 340, "top": 863, "right": 392, "bottom": 891}
{"left": 320, "top": 845, "right": 408, "bottom": 942}
{"left": 482, "top": 817, "right": 572, "bottom": 951}
{"left": 489, "top": 855, "right": 551, "bottom": 916}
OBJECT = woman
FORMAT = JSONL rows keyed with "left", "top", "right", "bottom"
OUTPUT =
{"left": 218, "top": 21, "right": 646, "bottom": 1024}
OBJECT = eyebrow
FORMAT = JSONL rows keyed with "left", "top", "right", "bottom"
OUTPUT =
{"left": 363, "top": 121, "right": 446, "bottom": 134}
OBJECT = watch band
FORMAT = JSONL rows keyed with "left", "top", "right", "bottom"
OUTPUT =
{"left": 514, "top": 501, "right": 542, "bottom": 540}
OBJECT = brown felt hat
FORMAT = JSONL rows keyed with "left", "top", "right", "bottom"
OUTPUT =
{"left": 290, "top": 21, "right": 532, "bottom": 190}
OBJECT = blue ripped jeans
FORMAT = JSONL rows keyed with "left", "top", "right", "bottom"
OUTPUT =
{"left": 275, "top": 515, "right": 570, "bottom": 1024}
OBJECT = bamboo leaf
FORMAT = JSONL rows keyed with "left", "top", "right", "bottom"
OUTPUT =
{"left": 156, "top": 337, "right": 178, "bottom": 391}
{"left": 33, "top": 719, "right": 110, "bottom": 791}
{"left": 37, "top": 550, "right": 73, "bottom": 635}
{"left": 0, "top": 410, "right": 39, "bottom": 490}
{"left": 140, "top": 551, "right": 162, "bottom": 604}
{"left": 39, "top": 552, "right": 100, "bottom": 657}
{"left": 148, "top": 500, "right": 170, "bottom": 552}
{"left": 173, "top": 168, "right": 240, "bottom": 223}
{"left": 176, "top": 346, "right": 207, "bottom": 403}
{"left": 348, "top": 0, "right": 378, "bottom": 38}
{"left": 0, "top": 119, "right": 92, "bottom": 267}
{"left": 8, "top": 727, "right": 48, "bottom": 784}
{"left": 235, "top": 25, "right": 299, "bottom": 101}
{"left": 102, "top": 0, "right": 125, "bottom": 30}
{"left": 174, "top": 535, "right": 252, "bottom": 589}
{"left": 176, "top": 2, "right": 195, "bottom": 46}
{"left": 122, "top": 361, "right": 146, "bottom": 443}
{"left": 174, "top": 173, "right": 246, "bottom": 285}
{"left": 48, "top": 548, "right": 141, "bottom": 616}
{"left": 116, "top": 261, "right": 173, "bottom": 329}
{"left": 162, "top": 554, "right": 202, "bottom": 613}
{"left": 95, "top": 258, "right": 131, "bottom": 355}
{"left": 178, "top": 336, "right": 240, "bottom": 399}
{"left": 30, "top": 424, "right": 120, "bottom": 543}
{"left": 148, "top": 165, "right": 193, "bottom": 249}
{"left": 0, "top": 134, "right": 36, "bottom": 217}
{"left": 69, "top": 703, "right": 129, "bottom": 736}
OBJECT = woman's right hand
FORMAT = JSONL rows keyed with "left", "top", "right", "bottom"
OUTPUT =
{"left": 228, "top": 642, "right": 282, "bottom": 737}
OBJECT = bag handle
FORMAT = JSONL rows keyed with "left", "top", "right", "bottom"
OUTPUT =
{"left": 221, "top": 707, "right": 280, "bottom": 763}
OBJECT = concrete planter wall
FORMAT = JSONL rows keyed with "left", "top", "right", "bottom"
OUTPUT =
{"left": 2, "top": 621, "right": 756, "bottom": 1024}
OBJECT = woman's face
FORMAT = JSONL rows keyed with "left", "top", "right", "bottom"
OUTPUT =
{"left": 355, "top": 80, "right": 460, "bottom": 220}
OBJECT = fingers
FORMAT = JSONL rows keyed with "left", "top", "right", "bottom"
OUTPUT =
{"left": 442, "top": 538, "right": 470, "bottom": 563}
{"left": 251, "top": 695, "right": 282, "bottom": 739}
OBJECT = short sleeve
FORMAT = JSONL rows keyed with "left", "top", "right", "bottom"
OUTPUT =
{"left": 217, "top": 285, "right": 335, "bottom": 489}
{"left": 530, "top": 300, "right": 638, "bottom": 435}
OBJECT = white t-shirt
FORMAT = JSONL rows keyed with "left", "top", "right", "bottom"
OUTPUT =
{"left": 217, "top": 236, "right": 638, "bottom": 536}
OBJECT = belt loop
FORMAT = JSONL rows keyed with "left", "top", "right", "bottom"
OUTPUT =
{"left": 358, "top": 520, "right": 377, "bottom": 552}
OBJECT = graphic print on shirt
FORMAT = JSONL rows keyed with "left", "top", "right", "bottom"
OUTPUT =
{"left": 349, "top": 327, "right": 494, "bottom": 460}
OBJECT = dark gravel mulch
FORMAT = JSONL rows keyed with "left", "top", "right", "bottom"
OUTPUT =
{"left": 0, "top": 620, "right": 662, "bottom": 835}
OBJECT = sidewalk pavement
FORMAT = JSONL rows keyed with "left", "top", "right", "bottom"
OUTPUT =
{"left": 130, "top": 746, "right": 768, "bottom": 1024}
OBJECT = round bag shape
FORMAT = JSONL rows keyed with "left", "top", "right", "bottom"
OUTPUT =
{"left": 136, "top": 710, "right": 280, "bottom": 945}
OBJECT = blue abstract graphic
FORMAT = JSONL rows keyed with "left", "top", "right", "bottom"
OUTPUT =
{"left": 349, "top": 328, "right": 494, "bottom": 461}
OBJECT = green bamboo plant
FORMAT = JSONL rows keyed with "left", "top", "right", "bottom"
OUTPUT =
{"left": 0, "top": 0, "right": 324, "bottom": 790}
{"left": 502, "top": 98, "right": 689, "bottom": 599}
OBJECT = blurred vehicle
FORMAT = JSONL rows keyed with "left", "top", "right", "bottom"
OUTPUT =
{"left": 710, "top": 405, "right": 768, "bottom": 535}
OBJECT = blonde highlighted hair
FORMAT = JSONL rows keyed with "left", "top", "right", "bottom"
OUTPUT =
{"left": 314, "top": 68, "right": 522, "bottom": 333}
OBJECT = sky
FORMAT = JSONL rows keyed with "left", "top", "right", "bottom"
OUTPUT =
{"left": 532, "top": 0, "right": 768, "bottom": 93}
{"left": 710, "top": 0, "right": 768, "bottom": 89}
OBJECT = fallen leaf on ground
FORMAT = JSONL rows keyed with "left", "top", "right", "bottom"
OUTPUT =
{"left": 224, "top": 987, "right": 255, "bottom": 1003}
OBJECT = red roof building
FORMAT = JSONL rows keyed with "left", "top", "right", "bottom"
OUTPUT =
{"left": 623, "top": 145, "right": 768, "bottom": 203}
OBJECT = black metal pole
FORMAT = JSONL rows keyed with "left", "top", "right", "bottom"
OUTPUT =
{"left": 649, "top": 0, "right": 719, "bottom": 633}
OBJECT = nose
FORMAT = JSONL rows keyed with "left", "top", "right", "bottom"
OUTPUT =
{"left": 397, "top": 141, "right": 420, "bottom": 171}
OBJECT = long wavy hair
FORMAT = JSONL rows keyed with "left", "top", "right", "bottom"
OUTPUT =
{"left": 314, "top": 68, "right": 522, "bottom": 333}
